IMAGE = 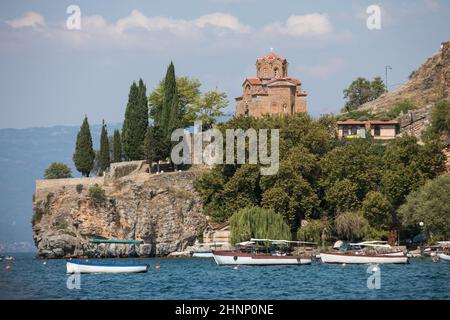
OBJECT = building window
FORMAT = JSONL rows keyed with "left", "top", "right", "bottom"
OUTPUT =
{"left": 274, "top": 68, "right": 279, "bottom": 78}
{"left": 343, "top": 126, "right": 349, "bottom": 136}
{"left": 351, "top": 127, "right": 357, "bottom": 135}
{"left": 374, "top": 126, "right": 381, "bottom": 136}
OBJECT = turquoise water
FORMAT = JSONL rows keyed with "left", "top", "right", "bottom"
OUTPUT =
{"left": 0, "top": 253, "right": 449, "bottom": 299}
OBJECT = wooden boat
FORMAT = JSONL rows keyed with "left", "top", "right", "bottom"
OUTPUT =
{"left": 320, "top": 241, "right": 408, "bottom": 264}
{"left": 320, "top": 252, "right": 409, "bottom": 264}
{"left": 192, "top": 250, "right": 214, "bottom": 258}
{"left": 66, "top": 260, "right": 149, "bottom": 274}
{"left": 212, "top": 238, "right": 315, "bottom": 266}
{"left": 438, "top": 253, "right": 450, "bottom": 261}
{"left": 212, "top": 250, "right": 311, "bottom": 265}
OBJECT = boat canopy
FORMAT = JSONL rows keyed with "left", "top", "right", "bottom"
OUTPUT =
{"left": 250, "top": 238, "right": 317, "bottom": 245}
{"left": 348, "top": 241, "right": 392, "bottom": 248}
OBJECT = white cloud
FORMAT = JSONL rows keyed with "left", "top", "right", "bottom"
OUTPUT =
{"left": 264, "top": 14, "right": 332, "bottom": 37}
{"left": 194, "top": 13, "right": 250, "bottom": 33}
{"left": 5, "top": 11, "right": 45, "bottom": 29}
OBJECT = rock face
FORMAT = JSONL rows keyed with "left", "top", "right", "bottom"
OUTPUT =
{"left": 32, "top": 167, "right": 207, "bottom": 259}
{"left": 358, "top": 41, "right": 450, "bottom": 115}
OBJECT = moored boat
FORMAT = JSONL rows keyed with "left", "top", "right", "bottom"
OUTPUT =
{"left": 319, "top": 252, "right": 409, "bottom": 264}
{"left": 212, "top": 238, "right": 315, "bottom": 266}
{"left": 192, "top": 250, "right": 214, "bottom": 258}
{"left": 66, "top": 260, "right": 149, "bottom": 274}
{"left": 213, "top": 250, "right": 311, "bottom": 265}
{"left": 438, "top": 253, "right": 450, "bottom": 261}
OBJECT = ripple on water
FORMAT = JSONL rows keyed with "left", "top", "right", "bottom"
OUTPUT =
{"left": 0, "top": 253, "right": 449, "bottom": 299}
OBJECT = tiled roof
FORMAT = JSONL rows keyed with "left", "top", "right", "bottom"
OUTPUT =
{"left": 337, "top": 120, "right": 400, "bottom": 125}
{"left": 257, "top": 52, "right": 287, "bottom": 62}
{"left": 243, "top": 77, "right": 262, "bottom": 85}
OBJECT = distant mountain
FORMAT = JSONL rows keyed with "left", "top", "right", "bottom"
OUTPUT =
{"left": 0, "top": 123, "right": 121, "bottom": 243}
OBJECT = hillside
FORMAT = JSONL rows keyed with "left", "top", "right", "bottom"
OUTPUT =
{"left": 357, "top": 41, "right": 450, "bottom": 138}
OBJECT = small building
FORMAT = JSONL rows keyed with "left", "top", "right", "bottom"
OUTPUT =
{"left": 203, "top": 222, "right": 230, "bottom": 245}
{"left": 337, "top": 120, "right": 400, "bottom": 140}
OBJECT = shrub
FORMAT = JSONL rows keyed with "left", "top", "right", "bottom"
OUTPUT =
{"left": 31, "top": 208, "right": 44, "bottom": 226}
{"left": 88, "top": 184, "right": 106, "bottom": 204}
{"left": 229, "top": 206, "right": 291, "bottom": 245}
{"left": 76, "top": 184, "right": 83, "bottom": 194}
{"left": 44, "top": 162, "right": 72, "bottom": 179}
{"left": 297, "top": 219, "right": 332, "bottom": 244}
{"left": 334, "top": 211, "right": 368, "bottom": 241}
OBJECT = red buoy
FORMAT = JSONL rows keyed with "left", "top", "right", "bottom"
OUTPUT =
{"left": 5, "top": 265, "right": 11, "bottom": 271}
{"left": 155, "top": 265, "right": 161, "bottom": 269}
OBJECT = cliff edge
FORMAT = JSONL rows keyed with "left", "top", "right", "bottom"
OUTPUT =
{"left": 32, "top": 162, "right": 207, "bottom": 259}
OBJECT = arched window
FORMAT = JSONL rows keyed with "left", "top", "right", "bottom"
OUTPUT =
{"left": 283, "top": 103, "right": 287, "bottom": 113}
{"left": 274, "top": 68, "right": 279, "bottom": 78}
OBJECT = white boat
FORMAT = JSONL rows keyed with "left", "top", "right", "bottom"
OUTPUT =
{"left": 438, "top": 253, "right": 450, "bottom": 261}
{"left": 192, "top": 250, "right": 214, "bottom": 258}
{"left": 66, "top": 260, "right": 149, "bottom": 274}
{"left": 320, "top": 252, "right": 408, "bottom": 264}
{"left": 213, "top": 250, "right": 311, "bottom": 266}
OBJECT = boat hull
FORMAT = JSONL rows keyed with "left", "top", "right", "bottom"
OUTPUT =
{"left": 66, "top": 261, "right": 149, "bottom": 274}
{"left": 192, "top": 251, "right": 214, "bottom": 258}
{"left": 320, "top": 252, "right": 408, "bottom": 264}
{"left": 438, "top": 253, "right": 450, "bottom": 261}
{"left": 212, "top": 251, "right": 311, "bottom": 266}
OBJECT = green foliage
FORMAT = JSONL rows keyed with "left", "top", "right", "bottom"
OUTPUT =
{"left": 98, "top": 120, "right": 110, "bottom": 172}
{"left": 143, "top": 125, "right": 168, "bottom": 166}
{"left": 184, "top": 90, "right": 228, "bottom": 130}
{"left": 325, "top": 178, "right": 360, "bottom": 212}
{"left": 335, "top": 212, "right": 368, "bottom": 241}
{"left": 44, "top": 162, "right": 72, "bottom": 179}
{"left": 88, "top": 184, "right": 106, "bottom": 204}
{"left": 342, "top": 77, "right": 386, "bottom": 112}
{"left": 122, "top": 79, "right": 149, "bottom": 160}
{"left": 428, "top": 100, "right": 450, "bottom": 138}
{"left": 398, "top": 174, "right": 450, "bottom": 243}
{"left": 297, "top": 219, "right": 332, "bottom": 244}
{"left": 32, "top": 207, "right": 44, "bottom": 226}
{"left": 158, "top": 62, "right": 180, "bottom": 140}
{"left": 149, "top": 76, "right": 201, "bottom": 129}
{"left": 360, "top": 191, "right": 392, "bottom": 231}
{"left": 385, "top": 100, "right": 415, "bottom": 119}
{"left": 336, "top": 110, "right": 375, "bottom": 121}
{"left": 229, "top": 206, "right": 291, "bottom": 245}
{"left": 73, "top": 116, "right": 95, "bottom": 177}
{"left": 76, "top": 184, "right": 83, "bottom": 194}
{"left": 112, "top": 129, "right": 122, "bottom": 163}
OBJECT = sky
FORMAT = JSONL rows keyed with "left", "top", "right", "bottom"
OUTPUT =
{"left": 0, "top": 0, "right": 449, "bottom": 129}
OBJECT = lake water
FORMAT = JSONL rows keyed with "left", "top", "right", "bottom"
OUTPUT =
{"left": 0, "top": 253, "right": 449, "bottom": 300}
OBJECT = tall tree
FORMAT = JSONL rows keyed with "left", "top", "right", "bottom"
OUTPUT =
{"left": 184, "top": 90, "right": 228, "bottom": 130}
{"left": 98, "top": 120, "right": 110, "bottom": 173}
{"left": 158, "top": 62, "right": 179, "bottom": 139}
{"left": 143, "top": 125, "right": 168, "bottom": 172}
{"left": 149, "top": 76, "right": 201, "bottom": 128}
{"left": 122, "top": 79, "right": 149, "bottom": 160}
{"left": 112, "top": 129, "right": 122, "bottom": 163}
{"left": 342, "top": 77, "right": 386, "bottom": 112}
{"left": 73, "top": 116, "right": 95, "bottom": 177}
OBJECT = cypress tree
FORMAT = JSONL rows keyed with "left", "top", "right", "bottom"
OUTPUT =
{"left": 122, "top": 79, "right": 149, "bottom": 160}
{"left": 99, "top": 120, "right": 110, "bottom": 172}
{"left": 112, "top": 129, "right": 122, "bottom": 163}
{"left": 159, "top": 62, "right": 179, "bottom": 139}
{"left": 144, "top": 125, "right": 168, "bottom": 172}
{"left": 73, "top": 116, "right": 95, "bottom": 177}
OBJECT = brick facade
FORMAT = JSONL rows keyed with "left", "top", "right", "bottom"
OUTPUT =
{"left": 235, "top": 52, "right": 307, "bottom": 117}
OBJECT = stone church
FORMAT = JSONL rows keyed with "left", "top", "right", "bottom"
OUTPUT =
{"left": 235, "top": 52, "right": 307, "bottom": 117}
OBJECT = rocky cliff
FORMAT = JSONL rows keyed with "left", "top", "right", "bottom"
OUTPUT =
{"left": 358, "top": 41, "right": 450, "bottom": 139}
{"left": 32, "top": 163, "right": 207, "bottom": 259}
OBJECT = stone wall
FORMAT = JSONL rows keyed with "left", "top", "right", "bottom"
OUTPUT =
{"left": 35, "top": 177, "right": 104, "bottom": 202}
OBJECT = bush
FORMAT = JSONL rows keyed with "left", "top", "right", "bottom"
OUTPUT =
{"left": 76, "top": 184, "right": 83, "bottom": 194}
{"left": 386, "top": 100, "right": 415, "bottom": 119}
{"left": 44, "top": 162, "right": 72, "bottom": 179}
{"left": 229, "top": 206, "right": 291, "bottom": 245}
{"left": 88, "top": 184, "right": 106, "bottom": 204}
{"left": 297, "top": 219, "right": 332, "bottom": 244}
{"left": 31, "top": 208, "right": 44, "bottom": 226}
{"left": 335, "top": 211, "right": 368, "bottom": 241}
